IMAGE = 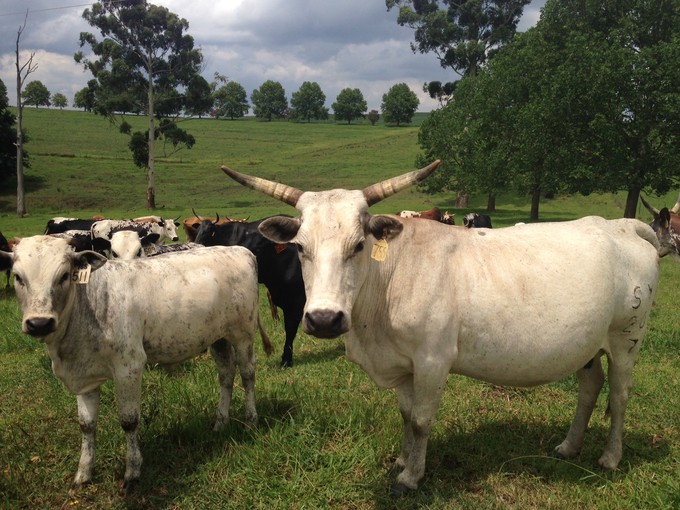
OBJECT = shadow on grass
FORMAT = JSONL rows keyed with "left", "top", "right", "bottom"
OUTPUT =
{"left": 369, "top": 419, "right": 672, "bottom": 508}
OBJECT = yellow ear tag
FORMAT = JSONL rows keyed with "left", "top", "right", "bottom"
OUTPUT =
{"left": 72, "top": 264, "right": 91, "bottom": 285}
{"left": 371, "top": 238, "right": 388, "bottom": 262}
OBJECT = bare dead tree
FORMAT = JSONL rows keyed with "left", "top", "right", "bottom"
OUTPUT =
{"left": 15, "top": 10, "right": 37, "bottom": 217}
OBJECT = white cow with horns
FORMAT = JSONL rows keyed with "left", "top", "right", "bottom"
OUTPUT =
{"left": 0, "top": 236, "right": 267, "bottom": 490}
{"left": 220, "top": 160, "right": 661, "bottom": 496}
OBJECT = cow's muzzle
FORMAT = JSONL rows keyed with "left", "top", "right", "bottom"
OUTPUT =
{"left": 24, "top": 317, "right": 56, "bottom": 337}
{"left": 303, "top": 310, "right": 348, "bottom": 339}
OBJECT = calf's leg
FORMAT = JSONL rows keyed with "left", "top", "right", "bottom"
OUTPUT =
{"left": 233, "top": 340, "right": 258, "bottom": 427}
{"left": 73, "top": 389, "right": 100, "bottom": 486}
{"left": 210, "top": 338, "right": 237, "bottom": 430}
{"left": 114, "top": 365, "right": 144, "bottom": 488}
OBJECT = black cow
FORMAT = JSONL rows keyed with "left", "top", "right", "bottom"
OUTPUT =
{"left": 195, "top": 217, "right": 305, "bottom": 368}
{"left": 463, "top": 212, "right": 493, "bottom": 228}
{"left": 44, "top": 217, "right": 102, "bottom": 234}
{"left": 0, "top": 230, "right": 11, "bottom": 286}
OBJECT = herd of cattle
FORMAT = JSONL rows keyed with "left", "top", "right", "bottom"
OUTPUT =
{"left": 0, "top": 163, "right": 678, "bottom": 496}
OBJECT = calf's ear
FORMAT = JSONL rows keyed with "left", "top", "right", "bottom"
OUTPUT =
{"left": 368, "top": 215, "right": 404, "bottom": 241}
{"left": 74, "top": 250, "right": 108, "bottom": 272}
{"left": 259, "top": 216, "right": 301, "bottom": 244}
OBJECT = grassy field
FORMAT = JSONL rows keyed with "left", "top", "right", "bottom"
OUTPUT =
{"left": 0, "top": 108, "right": 679, "bottom": 509}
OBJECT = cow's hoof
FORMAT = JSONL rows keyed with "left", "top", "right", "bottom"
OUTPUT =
{"left": 279, "top": 358, "right": 293, "bottom": 368}
{"left": 390, "top": 482, "right": 412, "bottom": 498}
{"left": 122, "top": 478, "right": 139, "bottom": 495}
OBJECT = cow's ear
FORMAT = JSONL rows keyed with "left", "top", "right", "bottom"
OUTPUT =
{"left": 74, "top": 250, "right": 108, "bottom": 271}
{"left": 259, "top": 216, "right": 301, "bottom": 243}
{"left": 368, "top": 214, "right": 404, "bottom": 241}
{"left": 660, "top": 208, "right": 671, "bottom": 228}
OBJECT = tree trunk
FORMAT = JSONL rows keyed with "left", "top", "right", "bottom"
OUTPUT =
{"left": 146, "top": 60, "right": 156, "bottom": 209}
{"left": 486, "top": 194, "right": 496, "bottom": 212}
{"left": 530, "top": 188, "right": 541, "bottom": 221}
{"left": 454, "top": 192, "right": 469, "bottom": 208}
{"left": 623, "top": 188, "right": 640, "bottom": 219}
{"left": 15, "top": 32, "right": 26, "bottom": 217}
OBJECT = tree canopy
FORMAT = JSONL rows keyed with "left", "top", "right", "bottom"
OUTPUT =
{"left": 52, "top": 93, "right": 68, "bottom": 109}
{"left": 251, "top": 80, "right": 288, "bottom": 121}
{"left": 0, "top": 79, "right": 25, "bottom": 186}
{"left": 290, "top": 81, "right": 328, "bottom": 122}
{"left": 332, "top": 88, "right": 367, "bottom": 125}
{"left": 381, "top": 83, "right": 419, "bottom": 126}
{"left": 213, "top": 81, "right": 249, "bottom": 120}
{"left": 415, "top": 0, "right": 680, "bottom": 220}
{"left": 21, "top": 80, "right": 51, "bottom": 108}
{"left": 75, "top": 0, "right": 204, "bottom": 208}
{"left": 386, "top": 0, "right": 530, "bottom": 102}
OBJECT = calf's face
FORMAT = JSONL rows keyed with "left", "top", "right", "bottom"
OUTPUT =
{"left": 3, "top": 236, "right": 107, "bottom": 338}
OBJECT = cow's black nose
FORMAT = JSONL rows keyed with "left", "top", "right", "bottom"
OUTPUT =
{"left": 304, "top": 310, "right": 347, "bottom": 338}
{"left": 25, "top": 317, "right": 56, "bottom": 336}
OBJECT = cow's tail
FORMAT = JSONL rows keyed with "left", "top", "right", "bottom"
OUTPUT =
{"left": 634, "top": 220, "right": 660, "bottom": 252}
{"left": 258, "top": 312, "right": 274, "bottom": 357}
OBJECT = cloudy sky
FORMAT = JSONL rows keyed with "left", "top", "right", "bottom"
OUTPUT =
{"left": 0, "top": 0, "right": 545, "bottom": 113}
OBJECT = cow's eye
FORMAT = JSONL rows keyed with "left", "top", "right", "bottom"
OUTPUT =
{"left": 296, "top": 243, "right": 304, "bottom": 255}
{"left": 14, "top": 274, "right": 24, "bottom": 286}
{"left": 354, "top": 241, "right": 365, "bottom": 254}
{"left": 112, "top": 252, "right": 119, "bottom": 259}
{"left": 60, "top": 272, "right": 70, "bottom": 284}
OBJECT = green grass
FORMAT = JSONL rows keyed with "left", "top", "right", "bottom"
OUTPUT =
{"left": 0, "top": 108, "right": 679, "bottom": 509}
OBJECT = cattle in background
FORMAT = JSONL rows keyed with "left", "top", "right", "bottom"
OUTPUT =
{"left": 0, "top": 236, "right": 267, "bottom": 489}
{"left": 462, "top": 212, "right": 493, "bottom": 228}
{"left": 133, "top": 215, "right": 180, "bottom": 242}
{"left": 48, "top": 230, "right": 95, "bottom": 253}
{"left": 222, "top": 161, "right": 660, "bottom": 495}
{"left": 195, "top": 216, "right": 305, "bottom": 368}
{"left": 91, "top": 219, "right": 168, "bottom": 249}
{"left": 91, "top": 228, "right": 161, "bottom": 259}
{"left": 396, "top": 206, "right": 455, "bottom": 225}
{"left": 44, "top": 217, "right": 101, "bottom": 235}
{"left": 184, "top": 209, "right": 246, "bottom": 242}
{"left": 640, "top": 194, "right": 680, "bottom": 259}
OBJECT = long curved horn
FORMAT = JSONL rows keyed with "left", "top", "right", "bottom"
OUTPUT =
{"left": 671, "top": 192, "right": 680, "bottom": 214}
{"left": 215, "top": 212, "right": 220, "bottom": 224}
{"left": 640, "top": 195, "right": 659, "bottom": 216}
{"left": 221, "top": 166, "right": 303, "bottom": 207}
{"left": 362, "top": 160, "right": 441, "bottom": 206}
{"left": 191, "top": 208, "right": 203, "bottom": 221}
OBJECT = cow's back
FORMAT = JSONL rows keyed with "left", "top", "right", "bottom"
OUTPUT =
{"left": 73, "top": 245, "right": 259, "bottom": 365}
{"left": 350, "top": 216, "right": 659, "bottom": 388}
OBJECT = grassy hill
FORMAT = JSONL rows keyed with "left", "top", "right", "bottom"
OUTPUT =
{"left": 1, "top": 107, "right": 676, "bottom": 238}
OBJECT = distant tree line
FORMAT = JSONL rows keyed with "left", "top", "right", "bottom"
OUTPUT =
{"left": 25, "top": 76, "right": 419, "bottom": 127}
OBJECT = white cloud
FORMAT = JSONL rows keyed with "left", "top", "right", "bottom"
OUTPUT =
{"left": 0, "top": 0, "right": 544, "bottom": 111}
